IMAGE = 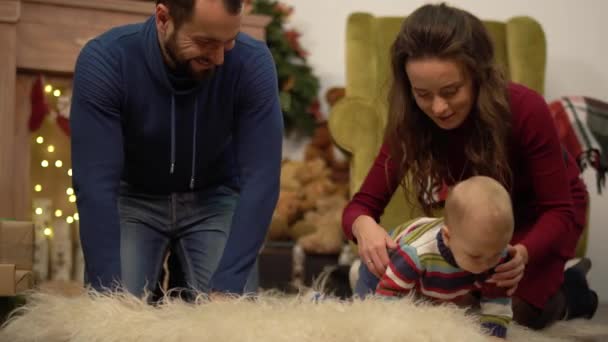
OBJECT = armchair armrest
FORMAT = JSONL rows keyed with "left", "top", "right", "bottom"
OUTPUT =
{"left": 329, "top": 97, "right": 383, "bottom": 195}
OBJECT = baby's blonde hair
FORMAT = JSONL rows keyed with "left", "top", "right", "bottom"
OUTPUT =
{"left": 444, "top": 176, "right": 514, "bottom": 242}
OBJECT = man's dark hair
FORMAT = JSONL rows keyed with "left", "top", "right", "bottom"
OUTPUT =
{"left": 156, "top": 0, "right": 243, "bottom": 29}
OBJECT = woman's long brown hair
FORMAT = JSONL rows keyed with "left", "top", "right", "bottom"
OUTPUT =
{"left": 384, "top": 3, "right": 512, "bottom": 215}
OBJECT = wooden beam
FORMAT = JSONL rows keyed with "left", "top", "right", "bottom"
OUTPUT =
{"left": 0, "top": 0, "right": 20, "bottom": 24}
{"left": 13, "top": 75, "right": 34, "bottom": 221}
{"left": 0, "top": 23, "right": 17, "bottom": 218}
{"left": 23, "top": 0, "right": 153, "bottom": 15}
{"left": 16, "top": 1, "right": 270, "bottom": 73}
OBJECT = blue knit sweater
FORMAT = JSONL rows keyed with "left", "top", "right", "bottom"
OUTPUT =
{"left": 70, "top": 16, "right": 283, "bottom": 293}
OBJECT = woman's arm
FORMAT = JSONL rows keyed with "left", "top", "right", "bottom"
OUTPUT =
{"left": 342, "top": 142, "right": 402, "bottom": 276}
{"left": 342, "top": 143, "right": 401, "bottom": 240}
{"left": 510, "top": 89, "right": 583, "bottom": 263}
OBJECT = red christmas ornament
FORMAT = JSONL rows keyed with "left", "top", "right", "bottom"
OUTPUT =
{"left": 56, "top": 114, "right": 71, "bottom": 137}
{"left": 29, "top": 75, "right": 49, "bottom": 132}
{"left": 284, "top": 29, "right": 308, "bottom": 58}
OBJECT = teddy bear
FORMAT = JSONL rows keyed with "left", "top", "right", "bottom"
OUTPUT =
{"left": 304, "top": 123, "right": 335, "bottom": 165}
{"left": 295, "top": 158, "right": 329, "bottom": 185}
{"left": 303, "top": 122, "right": 350, "bottom": 185}
{"left": 300, "top": 177, "right": 337, "bottom": 212}
{"left": 267, "top": 156, "right": 348, "bottom": 245}
{"left": 267, "top": 189, "right": 303, "bottom": 241}
{"left": 295, "top": 194, "right": 347, "bottom": 255}
{"left": 280, "top": 159, "right": 304, "bottom": 191}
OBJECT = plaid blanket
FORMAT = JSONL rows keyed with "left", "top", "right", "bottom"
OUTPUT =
{"left": 548, "top": 96, "right": 608, "bottom": 194}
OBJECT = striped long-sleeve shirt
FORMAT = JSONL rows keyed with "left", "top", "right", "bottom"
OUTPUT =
{"left": 376, "top": 217, "right": 512, "bottom": 338}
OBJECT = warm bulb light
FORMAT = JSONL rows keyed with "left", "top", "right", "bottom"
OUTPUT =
{"left": 35, "top": 208, "right": 43, "bottom": 215}
{"left": 43, "top": 228, "right": 53, "bottom": 236}
{"left": 44, "top": 85, "right": 53, "bottom": 93}
{"left": 69, "top": 195, "right": 76, "bottom": 203}
{"left": 34, "top": 184, "right": 42, "bottom": 192}
{"left": 55, "top": 210, "right": 63, "bottom": 217}
{"left": 53, "top": 89, "right": 61, "bottom": 97}
{"left": 68, "top": 169, "right": 73, "bottom": 176}
{"left": 66, "top": 216, "right": 74, "bottom": 224}
{"left": 47, "top": 145, "right": 55, "bottom": 153}
{"left": 55, "top": 160, "right": 63, "bottom": 168}
{"left": 73, "top": 213, "right": 79, "bottom": 221}
{"left": 36, "top": 136, "right": 44, "bottom": 144}
{"left": 41, "top": 160, "right": 49, "bottom": 168}
{"left": 66, "top": 187, "right": 74, "bottom": 195}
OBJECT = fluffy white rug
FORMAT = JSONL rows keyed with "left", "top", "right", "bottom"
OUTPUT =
{"left": 0, "top": 291, "right": 606, "bottom": 342}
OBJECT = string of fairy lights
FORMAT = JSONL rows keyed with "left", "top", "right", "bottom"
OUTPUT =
{"left": 32, "top": 83, "right": 78, "bottom": 238}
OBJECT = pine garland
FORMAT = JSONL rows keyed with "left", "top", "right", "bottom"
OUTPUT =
{"left": 251, "top": 0, "right": 321, "bottom": 135}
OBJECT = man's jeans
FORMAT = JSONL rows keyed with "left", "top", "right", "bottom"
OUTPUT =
{"left": 118, "top": 182, "right": 257, "bottom": 298}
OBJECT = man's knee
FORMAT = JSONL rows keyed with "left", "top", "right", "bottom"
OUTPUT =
{"left": 173, "top": 235, "right": 227, "bottom": 292}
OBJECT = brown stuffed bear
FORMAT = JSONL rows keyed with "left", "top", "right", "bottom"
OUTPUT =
{"left": 267, "top": 190, "right": 301, "bottom": 241}
{"left": 295, "top": 158, "right": 329, "bottom": 185}
{"left": 304, "top": 123, "right": 335, "bottom": 165}
{"left": 268, "top": 155, "right": 348, "bottom": 246}
{"left": 304, "top": 123, "right": 350, "bottom": 185}
{"left": 296, "top": 194, "right": 347, "bottom": 254}
{"left": 280, "top": 159, "right": 304, "bottom": 191}
{"left": 300, "top": 177, "right": 336, "bottom": 212}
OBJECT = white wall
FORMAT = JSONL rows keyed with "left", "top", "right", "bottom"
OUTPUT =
{"left": 279, "top": 0, "right": 608, "bottom": 301}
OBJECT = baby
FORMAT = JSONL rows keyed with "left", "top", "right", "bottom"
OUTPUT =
{"left": 375, "top": 176, "right": 514, "bottom": 339}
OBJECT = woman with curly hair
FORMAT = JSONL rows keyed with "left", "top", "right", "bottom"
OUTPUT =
{"left": 344, "top": 3, "right": 597, "bottom": 329}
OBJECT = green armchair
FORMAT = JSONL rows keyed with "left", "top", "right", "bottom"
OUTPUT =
{"left": 329, "top": 12, "right": 586, "bottom": 256}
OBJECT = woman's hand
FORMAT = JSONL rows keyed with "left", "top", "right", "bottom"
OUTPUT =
{"left": 352, "top": 215, "right": 397, "bottom": 278}
{"left": 490, "top": 244, "right": 528, "bottom": 296}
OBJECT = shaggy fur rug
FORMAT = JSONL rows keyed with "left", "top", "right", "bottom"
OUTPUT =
{"left": 0, "top": 290, "right": 606, "bottom": 342}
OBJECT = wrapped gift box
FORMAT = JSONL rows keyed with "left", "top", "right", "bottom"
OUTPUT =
{"left": 0, "top": 221, "right": 35, "bottom": 296}
{"left": 0, "top": 265, "right": 33, "bottom": 296}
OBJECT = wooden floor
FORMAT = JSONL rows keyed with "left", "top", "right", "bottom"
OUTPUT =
{"left": 592, "top": 303, "right": 608, "bottom": 325}
{"left": 587, "top": 303, "right": 608, "bottom": 342}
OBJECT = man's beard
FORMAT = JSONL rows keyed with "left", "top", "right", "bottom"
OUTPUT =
{"left": 164, "top": 33, "right": 213, "bottom": 81}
